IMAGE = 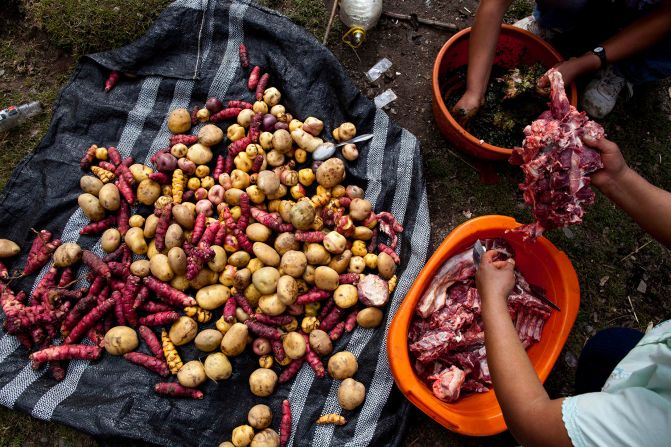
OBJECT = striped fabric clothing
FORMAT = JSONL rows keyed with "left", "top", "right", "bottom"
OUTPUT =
{"left": 0, "top": 1, "right": 430, "bottom": 446}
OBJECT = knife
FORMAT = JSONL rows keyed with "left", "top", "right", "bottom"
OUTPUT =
{"left": 335, "top": 133, "right": 374, "bottom": 148}
{"left": 472, "top": 239, "right": 485, "bottom": 270}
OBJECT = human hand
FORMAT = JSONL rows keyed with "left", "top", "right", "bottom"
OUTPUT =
{"left": 475, "top": 250, "right": 516, "bottom": 307}
{"left": 536, "top": 54, "right": 602, "bottom": 93}
{"left": 452, "top": 90, "right": 484, "bottom": 126}
{"left": 584, "top": 136, "right": 630, "bottom": 191}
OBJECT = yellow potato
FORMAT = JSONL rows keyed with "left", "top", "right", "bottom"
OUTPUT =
{"left": 78, "top": 193, "right": 105, "bottom": 221}
{"left": 149, "top": 253, "right": 174, "bottom": 281}
{"left": 130, "top": 259, "right": 151, "bottom": 277}
{"left": 169, "top": 316, "right": 198, "bottom": 346}
{"left": 196, "top": 284, "right": 231, "bottom": 310}
{"left": 221, "top": 322, "right": 248, "bottom": 357}
{"left": 98, "top": 183, "right": 120, "bottom": 211}
{"left": 124, "top": 227, "right": 148, "bottom": 255}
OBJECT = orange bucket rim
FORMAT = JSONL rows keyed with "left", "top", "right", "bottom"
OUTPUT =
{"left": 431, "top": 24, "right": 576, "bottom": 157}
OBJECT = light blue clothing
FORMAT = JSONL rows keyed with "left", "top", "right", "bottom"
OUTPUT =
{"left": 562, "top": 320, "right": 671, "bottom": 447}
{"left": 533, "top": 0, "right": 671, "bottom": 84}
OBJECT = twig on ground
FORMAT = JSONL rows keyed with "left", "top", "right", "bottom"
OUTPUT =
{"left": 619, "top": 239, "right": 653, "bottom": 263}
{"left": 627, "top": 295, "right": 640, "bottom": 326}
{"left": 382, "top": 11, "right": 459, "bottom": 32}
{"left": 323, "top": 0, "right": 339, "bottom": 45}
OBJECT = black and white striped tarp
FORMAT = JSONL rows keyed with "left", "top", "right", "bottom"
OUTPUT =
{"left": 0, "top": 1, "right": 430, "bottom": 445}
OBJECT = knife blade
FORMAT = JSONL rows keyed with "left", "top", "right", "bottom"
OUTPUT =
{"left": 472, "top": 239, "right": 485, "bottom": 270}
{"left": 335, "top": 133, "right": 374, "bottom": 148}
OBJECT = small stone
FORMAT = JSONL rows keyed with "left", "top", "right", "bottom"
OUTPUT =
{"left": 564, "top": 351, "right": 578, "bottom": 368}
{"left": 599, "top": 276, "right": 609, "bottom": 287}
{"left": 636, "top": 280, "right": 647, "bottom": 294}
{"left": 562, "top": 227, "right": 574, "bottom": 239}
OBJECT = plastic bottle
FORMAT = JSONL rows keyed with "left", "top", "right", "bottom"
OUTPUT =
{"left": 340, "top": 0, "right": 383, "bottom": 48}
{"left": 0, "top": 102, "right": 43, "bottom": 132}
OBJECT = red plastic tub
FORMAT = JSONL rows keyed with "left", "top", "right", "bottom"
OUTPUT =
{"left": 387, "top": 215, "right": 580, "bottom": 436}
{"left": 432, "top": 25, "right": 578, "bottom": 160}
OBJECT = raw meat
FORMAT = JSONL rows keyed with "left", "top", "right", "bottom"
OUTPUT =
{"left": 510, "top": 68, "right": 605, "bottom": 240}
{"left": 428, "top": 366, "right": 466, "bottom": 402}
{"left": 409, "top": 239, "right": 553, "bottom": 402}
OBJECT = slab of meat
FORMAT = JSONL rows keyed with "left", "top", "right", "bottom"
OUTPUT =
{"left": 410, "top": 239, "right": 554, "bottom": 402}
{"left": 510, "top": 68, "right": 605, "bottom": 240}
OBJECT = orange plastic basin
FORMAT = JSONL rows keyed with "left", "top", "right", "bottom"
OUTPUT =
{"left": 387, "top": 215, "right": 579, "bottom": 436}
{"left": 432, "top": 25, "right": 578, "bottom": 160}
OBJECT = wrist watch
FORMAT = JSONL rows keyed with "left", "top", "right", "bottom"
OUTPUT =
{"left": 591, "top": 46, "right": 607, "bottom": 68}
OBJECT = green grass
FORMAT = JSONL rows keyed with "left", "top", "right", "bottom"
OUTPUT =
{"left": 0, "top": 407, "right": 96, "bottom": 447}
{"left": 20, "top": 0, "right": 172, "bottom": 56}
{"left": 259, "top": 0, "right": 340, "bottom": 40}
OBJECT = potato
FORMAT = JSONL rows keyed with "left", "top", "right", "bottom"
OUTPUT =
{"left": 278, "top": 250, "right": 307, "bottom": 278}
{"left": 177, "top": 360, "right": 206, "bottom": 388}
{"left": 289, "top": 200, "right": 316, "bottom": 230}
{"left": 78, "top": 193, "right": 105, "bottom": 221}
{"left": 171, "top": 275, "right": 190, "bottom": 291}
{"left": 328, "top": 351, "right": 358, "bottom": 380}
{"left": 278, "top": 200, "right": 293, "bottom": 223}
{"left": 195, "top": 329, "right": 224, "bottom": 352}
{"left": 316, "top": 158, "right": 345, "bottom": 188}
{"left": 236, "top": 307, "right": 250, "bottom": 322}
{"left": 309, "top": 329, "right": 332, "bottom": 356}
{"left": 253, "top": 242, "right": 280, "bottom": 267}
{"left": 125, "top": 227, "right": 148, "bottom": 255}
{"left": 271, "top": 129, "right": 292, "bottom": 154}
{"left": 376, "top": 251, "right": 396, "bottom": 280}
{"left": 129, "top": 215, "right": 145, "bottom": 228}
{"left": 187, "top": 144, "right": 213, "bottom": 165}
{"left": 232, "top": 425, "right": 255, "bottom": 447}
{"left": 282, "top": 331, "right": 306, "bottom": 359}
{"left": 302, "top": 265, "right": 316, "bottom": 285}
{"left": 103, "top": 326, "right": 138, "bottom": 355}
{"left": 167, "top": 108, "right": 192, "bottom": 134}
{"left": 168, "top": 247, "right": 187, "bottom": 276}
{"left": 130, "top": 259, "right": 151, "bottom": 277}
{"left": 246, "top": 223, "right": 271, "bottom": 242}
{"left": 276, "top": 275, "right": 298, "bottom": 305}
{"left": 249, "top": 368, "right": 278, "bottom": 397}
{"left": 251, "top": 429, "right": 280, "bottom": 447}
{"left": 229, "top": 251, "right": 251, "bottom": 268}
{"left": 323, "top": 231, "right": 347, "bottom": 254}
{"left": 198, "top": 124, "right": 224, "bottom": 147}
{"left": 338, "top": 378, "right": 366, "bottom": 410}
{"left": 161, "top": 223, "right": 182, "bottom": 251}
{"left": 207, "top": 245, "right": 227, "bottom": 272}
{"left": 291, "top": 129, "right": 323, "bottom": 152}
{"left": 136, "top": 179, "right": 161, "bottom": 206}
{"left": 129, "top": 164, "right": 152, "bottom": 183}
{"left": 258, "top": 294, "right": 286, "bottom": 316}
{"left": 216, "top": 316, "right": 234, "bottom": 334}
{"left": 80, "top": 176, "right": 104, "bottom": 196}
{"left": 204, "top": 352, "right": 232, "bottom": 381}
{"left": 221, "top": 322, "right": 248, "bottom": 356}
{"left": 349, "top": 198, "right": 372, "bottom": 221}
{"left": 305, "top": 243, "right": 330, "bottom": 265}
{"left": 52, "top": 242, "right": 82, "bottom": 267}
{"left": 257, "top": 170, "right": 280, "bottom": 195}
{"left": 274, "top": 232, "right": 299, "bottom": 255}
{"left": 314, "top": 266, "right": 339, "bottom": 291}
{"left": 333, "top": 284, "right": 358, "bottom": 308}
{"left": 356, "top": 307, "right": 384, "bottom": 328}
{"left": 172, "top": 204, "right": 195, "bottom": 230}
{"left": 196, "top": 284, "right": 231, "bottom": 310}
{"left": 190, "top": 268, "right": 218, "bottom": 290}
{"left": 230, "top": 269, "right": 249, "bottom": 292}
{"left": 98, "top": 183, "right": 120, "bottom": 211}
{"left": 328, "top": 250, "right": 352, "bottom": 274}
{"left": 244, "top": 284, "right": 262, "bottom": 306}
{"left": 353, "top": 226, "right": 373, "bottom": 241}
{"left": 169, "top": 316, "right": 198, "bottom": 346}
{"left": 147, "top": 240, "right": 159, "bottom": 259}
{"left": 357, "top": 274, "right": 389, "bottom": 307}
{"left": 252, "top": 267, "right": 280, "bottom": 294}
{"left": 143, "top": 214, "right": 160, "bottom": 238}
{"left": 150, "top": 254, "right": 174, "bottom": 281}
{"left": 248, "top": 404, "right": 273, "bottom": 430}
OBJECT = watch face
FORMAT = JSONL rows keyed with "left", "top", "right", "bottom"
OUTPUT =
{"left": 594, "top": 46, "right": 604, "bottom": 53}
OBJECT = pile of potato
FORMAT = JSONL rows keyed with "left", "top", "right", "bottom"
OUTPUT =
{"left": 76, "top": 78, "right": 403, "bottom": 425}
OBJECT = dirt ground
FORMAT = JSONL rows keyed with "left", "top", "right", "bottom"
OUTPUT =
{"left": 1, "top": 0, "right": 671, "bottom": 446}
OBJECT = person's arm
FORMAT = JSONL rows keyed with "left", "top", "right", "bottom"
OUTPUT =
{"left": 588, "top": 137, "right": 671, "bottom": 248}
{"left": 452, "top": 0, "right": 514, "bottom": 121}
{"left": 476, "top": 251, "right": 572, "bottom": 447}
{"left": 543, "top": 0, "right": 671, "bottom": 85}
